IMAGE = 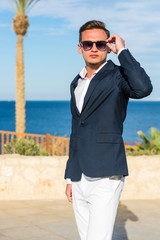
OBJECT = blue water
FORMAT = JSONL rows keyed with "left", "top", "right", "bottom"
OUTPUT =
{"left": 0, "top": 101, "right": 160, "bottom": 143}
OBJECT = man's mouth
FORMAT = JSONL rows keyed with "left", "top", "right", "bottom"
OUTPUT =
{"left": 90, "top": 55, "right": 99, "bottom": 58}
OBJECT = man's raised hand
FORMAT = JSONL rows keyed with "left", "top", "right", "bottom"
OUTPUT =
{"left": 107, "top": 34, "right": 125, "bottom": 54}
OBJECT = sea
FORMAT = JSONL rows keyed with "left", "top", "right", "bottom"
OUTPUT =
{"left": 0, "top": 101, "right": 160, "bottom": 143}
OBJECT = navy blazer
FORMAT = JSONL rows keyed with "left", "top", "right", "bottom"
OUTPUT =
{"left": 64, "top": 49, "right": 153, "bottom": 181}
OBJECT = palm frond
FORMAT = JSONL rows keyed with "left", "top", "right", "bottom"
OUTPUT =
{"left": 26, "top": 0, "right": 40, "bottom": 9}
{"left": 8, "top": 0, "right": 40, "bottom": 13}
{"left": 137, "top": 131, "right": 150, "bottom": 146}
{"left": 15, "top": 0, "right": 20, "bottom": 10}
{"left": 150, "top": 127, "right": 160, "bottom": 139}
{"left": 8, "top": 0, "right": 19, "bottom": 12}
{"left": 28, "top": 0, "right": 40, "bottom": 12}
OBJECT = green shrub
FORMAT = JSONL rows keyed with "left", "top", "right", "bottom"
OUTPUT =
{"left": 15, "top": 139, "right": 27, "bottom": 155}
{"left": 4, "top": 138, "right": 48, "bottom": 156}
{"left": 4, "top": 141, "right": 13, "bottom": 154}
{"left": 40, "top": 149, "right": 49, "bottom": 156}
{"left": 25, "top": 140, "right": 40, "bottom": 156}
{"left": 127, "top": 128, "right": 160, "bottom": 156}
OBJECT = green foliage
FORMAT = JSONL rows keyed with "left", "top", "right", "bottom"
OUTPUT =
{"left": 40, "top": 149, "right": 49, "bottom": 156}
{"left": 9, "top": 0, "right": 40, "bottom": 13}
{"left": 4, "top": 141, "right": 13, "bottom": 154}
{"left": 4, "top": 138, "right": 48, "bottom": 156}
{"left": 25, "top": 140, "right": 40, "bottom": 156}
{"left": 127, "top": 128, "right": 160, "bottom": 156}
{"left": 14, "top": 139, "right": 27, "bottom": 155}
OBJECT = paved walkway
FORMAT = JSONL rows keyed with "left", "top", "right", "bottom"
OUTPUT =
{"left": 0, "top": 199, "right": 159, "bottom": 240}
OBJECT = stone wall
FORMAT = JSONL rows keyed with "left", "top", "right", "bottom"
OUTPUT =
{"left": 0, "top": 154, "right": 67, "bottom": 200}
{"left": 0, "top": 154, "right": 160, "bottom": 200}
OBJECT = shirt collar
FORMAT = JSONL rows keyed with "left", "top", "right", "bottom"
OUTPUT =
{"left": 79, "top": 61, "right": 107, "bottom": 79}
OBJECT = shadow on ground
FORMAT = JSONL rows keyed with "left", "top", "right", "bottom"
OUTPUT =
{"left": 113, "top": 202, "right": 139, "bottom": 240}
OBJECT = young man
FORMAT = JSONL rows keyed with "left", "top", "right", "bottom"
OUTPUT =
{"left": 64, "top": 20, "right": 152, "bottom": 240}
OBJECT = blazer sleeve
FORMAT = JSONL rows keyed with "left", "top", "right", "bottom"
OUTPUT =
{"left": 117, "top": 49, "right": 153, "bottom": 99}
{"left": 64, "top": 133, "right": 73, "bottom": 179}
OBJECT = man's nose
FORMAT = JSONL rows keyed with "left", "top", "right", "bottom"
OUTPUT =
{"left": 91, "top": 43, "right": 98, "bottom": 51}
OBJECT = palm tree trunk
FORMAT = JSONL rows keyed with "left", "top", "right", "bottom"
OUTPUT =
{"left": 15, "top": 34, "right": 26, "bottom": 133}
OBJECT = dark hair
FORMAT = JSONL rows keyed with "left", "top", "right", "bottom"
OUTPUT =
{"left": 79, "top": 20, "right": 110, "bottom": 42}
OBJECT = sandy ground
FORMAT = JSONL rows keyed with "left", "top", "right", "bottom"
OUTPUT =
{"left": 0, "top": 199, "right": 159, "bottom": 240}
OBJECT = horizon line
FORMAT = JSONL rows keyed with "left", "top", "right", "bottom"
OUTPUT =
{"left": 0, "top": 99, "right": 160, "bottom": 102}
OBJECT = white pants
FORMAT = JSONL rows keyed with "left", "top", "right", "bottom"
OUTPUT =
{"left": 72, "top": 174, "right": 125, "bottom": 240}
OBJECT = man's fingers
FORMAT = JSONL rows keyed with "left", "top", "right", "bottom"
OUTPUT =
{"left": 107, "top": 34, "right": 118, "bottom": 42}
{"left": 66, "top": 191, "right": 72, "bottom": 202}
{"left": 68, "top": 196, "right": 72, "bottom": 202}
{"left": 107, "top": 36, "right": 116, "bottom": 44}
{"left": 107, "top": 42, "right": 116, "bottom": 53}
{"left": 65, "top": 184, "right": 73, "bottom": 203}
{"left": 107, "top": 35, "right": 117, "bottom": 53}
{"left": 107, "top": 42, "right": 114, "bottom": 49}
{"left": 66, "top": 193, "right": 72, "bottom": 202}
{"left": 107, "top": 34, "right": 125, "bottom": 54}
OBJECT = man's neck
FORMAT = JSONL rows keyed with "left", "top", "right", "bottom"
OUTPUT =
{"left": 85, "top": 61, "right": 106, "bottom": 78}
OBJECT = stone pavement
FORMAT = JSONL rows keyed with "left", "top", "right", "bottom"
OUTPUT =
{"left": 0, "top": 199, "right": 159, "bottom": 240}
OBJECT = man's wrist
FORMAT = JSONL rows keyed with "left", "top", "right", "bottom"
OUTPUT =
{"left": 117, "top": 48, "right": 127, "bottom": 56}
{"left": 66, "top": 178, "right": 72, "bottom": 184}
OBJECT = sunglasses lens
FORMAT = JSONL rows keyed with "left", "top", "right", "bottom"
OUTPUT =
{"left": 96, "top": 41, "right": 107, "bottom": 51}
{"left": 81, "top": 41, "right": 93, "bottom": 51}
{"left": 81, "top": 41, "right": 107, "bottom": 51}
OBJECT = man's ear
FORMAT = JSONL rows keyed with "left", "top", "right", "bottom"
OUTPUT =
{"left": 78, "top": 44, "right": 82, "bottom": 54}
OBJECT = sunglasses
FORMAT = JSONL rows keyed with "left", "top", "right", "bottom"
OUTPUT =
{"left": 80, "top": 41, "right": 108, "bottom": 51}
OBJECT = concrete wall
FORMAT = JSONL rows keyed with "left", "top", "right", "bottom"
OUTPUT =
{"left": 0, "top": 154, "right": 160, "bottom": 200}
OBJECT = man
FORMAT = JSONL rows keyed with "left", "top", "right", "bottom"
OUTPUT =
{"left": 64, "top": 20, "right": 152, "bottom": 240}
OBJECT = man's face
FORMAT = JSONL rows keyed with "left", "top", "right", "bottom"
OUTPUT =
{"left": 78, "top": 29, "right": 108, "bottom": 68}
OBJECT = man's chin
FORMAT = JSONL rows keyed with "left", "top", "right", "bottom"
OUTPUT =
{"left": 88, "top": 61, "right": 105, "bottom": 68}
{"left": 90, "top": 62, "right": 99, "bottom": 66}
{"left": 88, "top": 60, "right": 101, "bottom": 66}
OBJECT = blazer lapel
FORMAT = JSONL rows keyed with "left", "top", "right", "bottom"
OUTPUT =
{"left": 70, "top": 75, "right": 80, "bottom": 117}
{"left": 81, "top": 61, "right": 114, "bottom": 113}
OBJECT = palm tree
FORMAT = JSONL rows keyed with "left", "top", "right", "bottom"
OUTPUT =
{"left": 9, "top": 0, "right": 39, "bottom": 133}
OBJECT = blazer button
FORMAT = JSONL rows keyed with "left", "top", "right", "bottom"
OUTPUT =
{"left": 80, "top": 121, "right": 85, "bottom": 125}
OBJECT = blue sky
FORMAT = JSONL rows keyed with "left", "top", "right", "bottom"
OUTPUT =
{"left": 0, "top": 0, "right": 160, "bottom": 100}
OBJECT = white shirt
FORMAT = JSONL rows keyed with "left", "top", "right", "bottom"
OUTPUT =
{"left": 67, "top": 49, "right": 126, "bottom": 184}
